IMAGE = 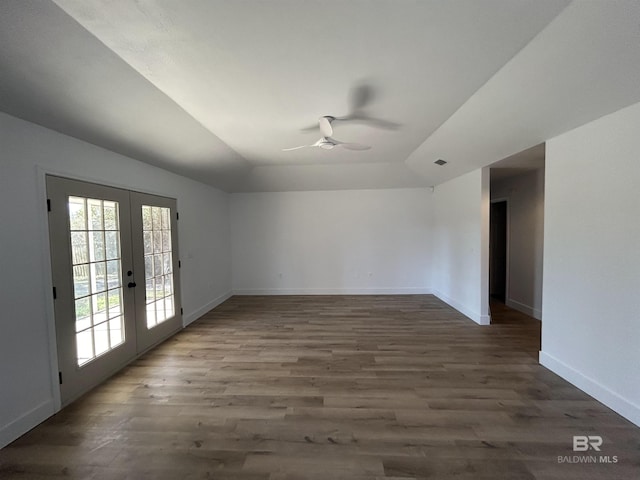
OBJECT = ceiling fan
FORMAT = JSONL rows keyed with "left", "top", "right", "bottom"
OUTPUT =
{"left": 300, "top": 83, "right": 401, "bottom": 133}
{"left": 283, "top": 116, "right": 371, "bottom": 151}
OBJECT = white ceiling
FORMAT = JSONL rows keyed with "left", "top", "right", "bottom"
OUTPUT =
{"left": 1, "top": 1, "right": 639, "bottom": 192}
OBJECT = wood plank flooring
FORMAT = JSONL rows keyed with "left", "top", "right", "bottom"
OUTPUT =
{"left": 1, "top": 295, "right": 639, "bottom": 479}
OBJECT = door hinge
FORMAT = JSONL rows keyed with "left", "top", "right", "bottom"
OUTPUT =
{"left": 178, "top": 260, "right": 181, "bottom": 268}
{"left": 176, "top": 211, "right": 179, "bottom": 220}
{"left": 180, "top": 307, "right": 183, "bottom": 315}
{"left": 58, "top": 371, "right": 63, "bottom": 385}
{"left": 47, "top": 199, "right": 51, "bottom": 212}
{"left": 52, "top": 286, "right": 57, "bottom": 299}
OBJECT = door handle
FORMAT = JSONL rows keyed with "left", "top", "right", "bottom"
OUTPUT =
{"left": 128, "top": 282, "right": 136, "bottom": 288}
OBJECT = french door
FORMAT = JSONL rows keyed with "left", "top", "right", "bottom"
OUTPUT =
{"left": 46, "top": 176, "right": 182, "bottom": 405}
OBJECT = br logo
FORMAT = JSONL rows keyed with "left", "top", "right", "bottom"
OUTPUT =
{"left": 573, "top": 435, "right": 603, "bottom": 452}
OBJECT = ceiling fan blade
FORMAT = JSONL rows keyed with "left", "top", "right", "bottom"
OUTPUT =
{"left": 334, "top": 113, "right": 400, "bottom": 130}
{"left": 338, "top": 142, "right": 371, "bottom": 151}
{"left": 318, "top": 116, "right": 334, "bottom": 137}
{"left": 349, "top": 83, "right": 376, "bottom": 111}
{"left": 300, "top": 123, "right": 318, "bottom": 132}
{"left": 282, "top": 145, "right": 310, "bottom": 151}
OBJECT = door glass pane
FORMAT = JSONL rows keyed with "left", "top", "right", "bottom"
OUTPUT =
{"left": 109, "top": 317, "right": 123, "bottom": 346}
{"left": 70, "top": 232, "right": 88, "bottom": 264}
{"left": 93, "top": 262, "right": 107, "bottom": 293}
{"left": 69, "top": 196, "right": 125, "bottom": 366}
{"left": 141, "top": 205, "right": 175, "bottom": 329}
{"left": 105, "top": 231, "right": 119, "bottom": 260}
{"left": 108, "top": 288, "right": 122, "bottom": 318}
{"left": 90, "top": 231, "right": 105, "bottom": 262}
{"left": 103, "top": 201, "right": 118, "bottom": 230}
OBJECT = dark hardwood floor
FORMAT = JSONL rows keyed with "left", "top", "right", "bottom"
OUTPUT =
{"left": 1, "top": 295, "right": 638, "bottom": 479}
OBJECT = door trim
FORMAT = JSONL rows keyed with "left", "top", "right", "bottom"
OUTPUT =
{"left": 36, "top": 166, "right": 62, "bottom": 412}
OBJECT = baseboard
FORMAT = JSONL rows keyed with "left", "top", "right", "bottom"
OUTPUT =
{"left": 506, "top": 298, "right": 542, "bottom": 320}
{"left": 231, "top": 287, "right": 433, "bottom": 296}
{"left": 0, "top": 398, "right": 56, "bottom": 449}
{"left": 539, "top": 351, "right": 640, "bottom": 427}
{"left": 183, "top": 290, "right": 233, "bottom": 326}
{"left": 433, "top": 290, "right": 490, "bottom": 325}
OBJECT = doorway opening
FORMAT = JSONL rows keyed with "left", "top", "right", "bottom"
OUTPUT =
{"left": 487, "top": 143, "right": 545, "bottom": 340}
{"left": 489, "top": 199, "right": 508, "bottom": 303}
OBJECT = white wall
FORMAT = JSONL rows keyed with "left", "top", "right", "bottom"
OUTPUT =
{"left": 491, "top": 169, "right": 545, "bottom": 319}
{"left": 541, "top": 101, "right": 640, "bottom": 427}
{"left": 231, "top": 189, "right": 432, "bottom": 294}
{"left": 431, "top": 168, "right": 490, "bottom": 325}
{"left": 0, "top": 112, "right": 232, "bottom": 447}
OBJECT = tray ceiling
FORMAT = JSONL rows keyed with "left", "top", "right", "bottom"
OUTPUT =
{"left": 1, "top": 1, "right": 639, "bottom": 191}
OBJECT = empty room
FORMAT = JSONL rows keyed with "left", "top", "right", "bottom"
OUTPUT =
{"left": 1, "top": 1, "right": 639, "bottom": 479}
